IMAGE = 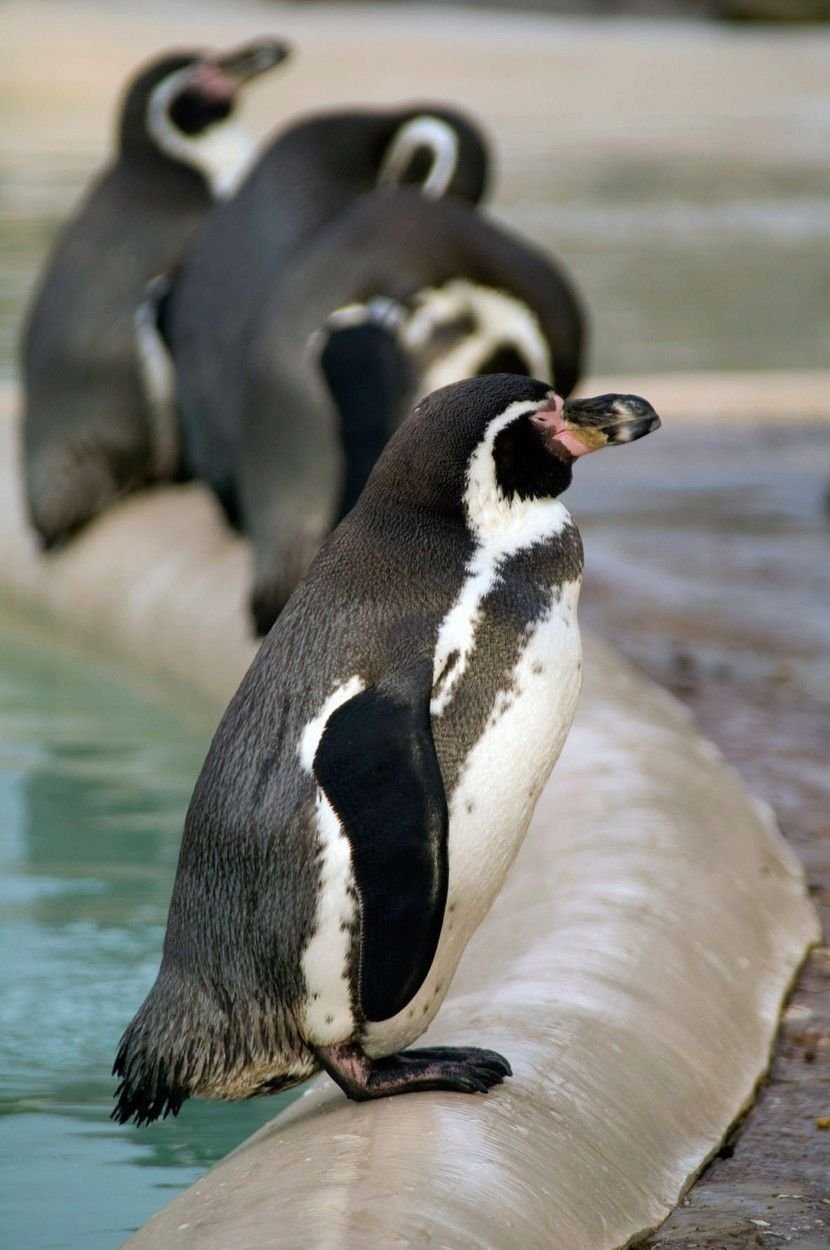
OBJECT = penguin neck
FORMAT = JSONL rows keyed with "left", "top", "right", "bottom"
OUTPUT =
{"left": 131, "top": 120, "right": 255, "bottom": 199}
{"left": 115, "top": 137, "right": 211, "bottom": 197}
{"left": 464, "top": 401, "right": 576, "bottom": 546}
{"left": 127, "top": 70, "right": 255, "bottom": 199}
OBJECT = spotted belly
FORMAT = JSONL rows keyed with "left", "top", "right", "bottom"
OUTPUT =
{"left": 362, "top": 578, "right": 583, "bottom": 1057}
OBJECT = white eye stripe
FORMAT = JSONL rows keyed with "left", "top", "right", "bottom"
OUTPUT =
{"left": 430, "top": 397, "right": 571, "bottom": 716}
{"left": 146, "top": 67, "right": 255, "bottom": 198}
{"left": 463, "top": 398, "right": 561, "bottom": 538}
{"left": 378, "top": 115, "right": 459, "bottom": 200}
{"left": 401, "top": 280, "right": 553, "bottom": 397}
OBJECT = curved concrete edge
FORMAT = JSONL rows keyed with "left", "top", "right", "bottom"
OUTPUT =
{"left": 0, "top": 414, "right": 258, "bottom": 708}
{"left": 0, "top": 408, "right": 819, "bottom": 1250}
{"left": 119, "top": 642, "right": 817, "bottom": 1250}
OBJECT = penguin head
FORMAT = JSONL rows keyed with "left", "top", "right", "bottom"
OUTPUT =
{"left": 118, "top": 39, "right": 290, "bottom": 189}
{"left": 377, "top": 106, "right": 489, "bottom": 204}
{"left": 361, "top": 374, "right": 660, "bottom": 529}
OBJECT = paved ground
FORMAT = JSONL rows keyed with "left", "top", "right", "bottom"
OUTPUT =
{"left": 571, "top": 419, "right": 830, "bottom": 1248}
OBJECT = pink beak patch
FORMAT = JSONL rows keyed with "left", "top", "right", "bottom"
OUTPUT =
{"left": 531, "top": 393, "right": 596, "bottom": 459}
{"left": 189, "top": 63, "right": 238, "bottom": 103}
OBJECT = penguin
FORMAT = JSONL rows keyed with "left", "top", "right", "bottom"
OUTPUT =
{"left": 112, "top": 373, "right": 660, "bottom": 1121}
{"left": 21, "top": 37, "right": 289, "bottom": 548}
{"left": 227, "top": 185, "right": 586, "bottom": 633}
{"left": 162, "top": 103, "right": 489, "bottom": 526}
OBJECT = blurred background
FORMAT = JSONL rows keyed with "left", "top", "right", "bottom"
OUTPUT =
{"left": 1, "top": 2, "right": 828, "bottom": 1248}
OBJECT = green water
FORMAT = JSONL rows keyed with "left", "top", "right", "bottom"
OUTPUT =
{"left": 0, "top": 624, "right": 298, "bottom": 1250}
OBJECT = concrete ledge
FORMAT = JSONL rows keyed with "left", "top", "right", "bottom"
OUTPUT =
{"left": 0, "top": 407, "right": 818, "bottom": 1250}
{"left": 121, "top": 644, "right": 817, "bottom": 1250}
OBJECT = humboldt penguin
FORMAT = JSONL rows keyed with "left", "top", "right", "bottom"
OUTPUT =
{"left": 231, "top": 186, "right": 585, "bottom": 633}
{"left": 21, "top": 37, "right": 289, "bottom": 548}
{"left": 112, "top": 373, "right": 660, "bottom": 1121}
{"left": 163, "top": 103, "right": 489, "bottom": 524}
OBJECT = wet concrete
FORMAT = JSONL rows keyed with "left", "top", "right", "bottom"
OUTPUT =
{"left": 568, "top": 419, "right": 830, "bottom": 1248}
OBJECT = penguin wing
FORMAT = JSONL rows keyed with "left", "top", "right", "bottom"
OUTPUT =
{"left": 134, "top": 274, "right": 179, "bottom": 481}
{"left": 313, "top": 667, "right": 448, "bottom": 1023}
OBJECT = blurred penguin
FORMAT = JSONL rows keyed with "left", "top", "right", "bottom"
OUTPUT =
{"left": 163, "top": 104, "right": 489, "bottom": 523}
{"left": 21, "top": 38, "right": 289, "bottom": 547}
{"left": 228, "top": 186, "right": 586, "bottom": 633}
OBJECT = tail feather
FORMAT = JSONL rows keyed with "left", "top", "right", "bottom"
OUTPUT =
{"left": 112, "top": 973, "right": 315, "bottom": 1125}
{"left": 112, "top": 980, "right": 193, "bottom": 1126}
{"left": 112, "top": 1044, "right": 188, "bottom": 1127}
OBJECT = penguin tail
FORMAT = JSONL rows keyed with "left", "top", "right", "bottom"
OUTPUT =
{"left": 111, "top": 977, "right": 195, "bottom": 1127}
{"left": 111, "top": 1045, "right": 187, "bottom": 1128}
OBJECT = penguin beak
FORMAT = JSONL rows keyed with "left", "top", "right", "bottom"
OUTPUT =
{"left": 184, "top": 40, "right": 289, "bottom": 105}
{"left": 215, "top": 38, "right": 291, "bottom": 85}
{"left": 531, "top": 392, "right": 661, "bottom": 459}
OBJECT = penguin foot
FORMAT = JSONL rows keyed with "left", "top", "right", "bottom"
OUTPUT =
{"left": 316, "top": 1041, "right": 512, "bottom": 1101}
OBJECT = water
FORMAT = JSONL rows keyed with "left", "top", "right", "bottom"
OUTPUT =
{"left": 0, "top": 623, "right": 298, "bottom": 1250}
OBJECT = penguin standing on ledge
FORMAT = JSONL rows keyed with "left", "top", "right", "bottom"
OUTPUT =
{"left": 163, "top": 103, "right": 489, "bottom": 525}
{"left": 21, "top": 38, "right": 289, "bottom": 548}
{"left": 113, "top": 374, "right": 660, "bottom": 1121}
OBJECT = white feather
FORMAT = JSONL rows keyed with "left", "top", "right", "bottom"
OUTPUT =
{"left": 364, "top": 398, "right": 582, "bottom": 1053}
{"left": 298, "top": 676, "right": 365, "bottom": 1044}
{"left": 364, "top": 577, "right": 583, "bottom": 1057}
{"left": 134, "top": 277, "right": 179, "bottom": 479}
{"left": 431, "top": 398, "right": 571, "bottom": 715}
{"left": 401, "top": 279, "right": 552, "bottom": 394}
{"left": 378, "top": 115, "right": 459, "bottom": 200}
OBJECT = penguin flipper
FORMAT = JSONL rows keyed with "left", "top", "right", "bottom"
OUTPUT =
{"left": 313, "top": 666, "right": 448, "bottom": 1023}
{"left": 134, "top": 274, "right": 180, "bottom": 481}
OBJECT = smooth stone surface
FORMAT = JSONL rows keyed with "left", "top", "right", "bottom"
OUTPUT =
{"left": 0, "top": 395, "right": 819, "bottom": 1249}
{"left": 119, "top": 639, "right": 817, "bottom": 1250}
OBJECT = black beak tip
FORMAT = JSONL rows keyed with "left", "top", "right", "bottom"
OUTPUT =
{"left": 613, "top": 396, "right": 661, "bottom": 444}
{"left": 263, "top": 38, "right": 292, "bottom": 68}
{"left": 218, "top": 37, "right": 291, "bottom": 80}
{"left": 616, "top": 412, "right": 661, "bottom": 444}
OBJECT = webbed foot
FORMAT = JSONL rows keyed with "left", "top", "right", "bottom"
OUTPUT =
{"left": 316, "top": 1041, "right": 512, "bottom": 1101}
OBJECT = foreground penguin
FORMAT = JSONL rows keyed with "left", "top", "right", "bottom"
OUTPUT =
{"left": 230, "top": 185, "right": 585, "bottom": 633}
{"left": 113, "top": 373, "right": 659, "bottom": 1121}
{"left": 21, "top": 38, "right": 288, "bottom": 547}
{"left": 163, "top": 103, "right": 489, "bottom": 521}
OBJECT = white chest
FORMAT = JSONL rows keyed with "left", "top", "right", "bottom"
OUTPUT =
{"left": 363, "top": 577, "right": 582, "bottom": 1056}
